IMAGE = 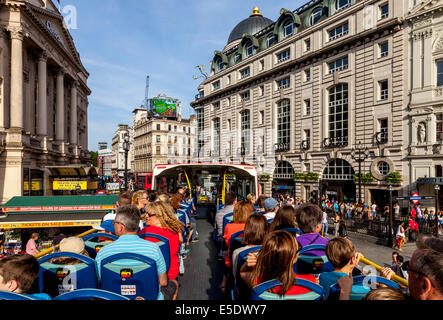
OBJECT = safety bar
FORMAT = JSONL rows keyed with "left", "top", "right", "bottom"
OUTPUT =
{"left": 359, "top": 256, "right": 408, "bottom": 287}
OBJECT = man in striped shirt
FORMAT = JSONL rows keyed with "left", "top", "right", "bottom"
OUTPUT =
{"left": 96, "top": 205, "right": 177, "bottom": 300}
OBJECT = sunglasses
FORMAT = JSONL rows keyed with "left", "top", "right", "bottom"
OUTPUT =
{"left": 146, "top": 213, "right": 157, "bottom": 218}
{"left": 112, "top": 221, "right": 125, "bottom": 228}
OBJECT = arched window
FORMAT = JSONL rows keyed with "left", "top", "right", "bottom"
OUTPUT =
{"left": 267, "top": 34, "right": 276, "bottom": 47}
{"left": 276, "top": 100, "right": 290, "bottom": 152}
{"left": 274, "top": 161, "right": 294, "bottom": 179}
{"left": 283, "top": 20, "right": 294, "bottom": 38}
{"left": 234, "top": 53, "right": 241, "bottom": 64}
{"left": 378, "top": 161, "right": 390, "bottom": 176}
{"left": 310, "top": 8, "right": 323, "bottom": 25}
{"left": 240, "top": 110, "right": 250, "bottom": 155}
{"left": 244, "top": 40, "right": 254, "bottom": 58}
{"left": 323, "top": 159, "right": 354, "bottom": 180}
{"left": 336, "top": 0, "right": 351, "bottom": 11}
{"left": 328, "top": 83, "right": 349, "bottom": 146}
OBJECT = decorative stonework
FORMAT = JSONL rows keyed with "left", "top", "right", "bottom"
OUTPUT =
{"left": 7, "top": 27, "right": 24, "bottom": 41}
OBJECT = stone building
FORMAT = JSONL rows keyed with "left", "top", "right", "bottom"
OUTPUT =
{"left": 111, "top": 124, "right": 133, "bottom": 178}
{"left": 0, "top": 0, "right": 91, "bottom": 203}
{"left": 191, "top": 0, "right": 412, "bottom": 207}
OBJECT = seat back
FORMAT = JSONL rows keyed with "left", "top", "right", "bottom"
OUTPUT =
{"left": 54, "top": 288, "right": 130, "bottom": 300}
{"left": 293, "top": 244, "right": 334, "bottom": 275}
{"left": 222, "top": 212, "right": 234, "bottom": 235}
{"left": 232, "top": 246, "right": 262, "bottom": 301}
{"left": 83, "top": 233, "right": 118, "bottom": 259}
{"left": 328, "top": 275, "right": 400, "bottom": 300}
{"left": 228, "top": 230, "right": 245, "bottom": 266}
{"left": 251, "top": 279, "right": 323, "bottom": 300}
{"left": 281, "top": 228, "right": 303, "bottom": 236}
{"left": 138, "top": 233, "right": 170, "bottom": 272}
{"left": 100, "top": 253, "right": 159, "bottom": 300}
{"left": 38, "top": 252, "right": 98, "bottom": 297}
{"left": 0, "top": 291, "right": 36, "bottom": 300}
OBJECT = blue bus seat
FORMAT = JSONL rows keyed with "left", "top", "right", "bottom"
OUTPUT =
{"left": 138, "top": 233, "right": 170, "bottom": 273}
{"left": 54, "top": 288, "right": 130, "bottom": 300}
{"left": 100, "top": 253, "right": 159, "bottom": 300}
{"left": 0, "top": 291, "right": 38, "bottom": 300}
{"left": 83, "top": 233, "right": 118, "bottom": 259}
{"left": 251, "top": 279, "right": 323, "bottom": 300}
{"left": 228, "top": 230, "right": 245, "bottom": 267}
{"left": 222, "top": 212, "right": 234, "bottom": 235}
{"left": 328, "top": 275, "right": 400, "bottom": 300}
{"left": 293, "top": 244, "right": 334, "bottom": 275}
{"left": 232, "top": 245, "right": 262, "bottom": 301}
{"left": 38, "top": 252, "right": 98, "bottom": 297}
{"left": 281, "top": 228, "right": 303, "bottom": 236}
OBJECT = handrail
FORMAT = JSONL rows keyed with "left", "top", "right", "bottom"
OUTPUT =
{"left": 34, "top": 229, "right": 96, "bottom": 259}
{"left": 359, "top": 256, "right": 408, "bottom": 288}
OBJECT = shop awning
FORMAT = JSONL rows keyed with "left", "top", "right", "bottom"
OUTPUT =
{"left": 0, "top": 195, "right": 118, "bottom": 228}
{"left": 47, "top": 166, "right": 98, "bottom": 178}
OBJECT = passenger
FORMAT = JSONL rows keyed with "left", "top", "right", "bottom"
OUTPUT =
{"left": 220, "top": 200, "right": 253, "bottom": 294}
{"left": 240, "top": 230, "right": 318, "bottom": 297}
{"left": 319, "top": 237, "right": 362, "bottom": 299}
{"left": 97, "top": 192, "right": 144, "bottom": 230}
{"left": 0, "top": 254, "right": 50, "bottom": 300}
{"left": 94, "top": 220, "right": 117, "bottom": 243}
{"left": 52, "top": 232, "right": 66, "bottom": 246}
{"left": 246, "top": 194, "right": 256, "bottom": 206}
{"left": 215, "top": 191, "right": 237, "bottom": 238}
{"left": 363, "top": 287, "right": 408, "bottom": 300}
{"left": 52, "top": 237, "right": 90, "bottom": 265}
{"left": 269, "top": 205, "right": 297, "bottom": 232}
{"left": 132, "top": 190, "right": 149, "bottom": 218}
{"left": 157, "top": 193, "right": 170, "bottom": 204}
{"left": 295, "top": 203, "right": 329, "bottom": 255}
{"left": 95, "top": 205, "right": 177, "bottom": 300}
{"left": 255, "top": 195, "right": 266, "bottom": 212}
{"left": 25, "top": 233, "right": 40, "bottom": 256}
{"left": 391, "top": 251, "right": 399, "bottom": 274}
{"left": 139, "top": 201, "right": 184, "bottom": 284}
{"left": 171, "top": 193, "right": 198, "bottom": 244}
{"left": 263, "top": 198, "right": 280, "bottom": 220}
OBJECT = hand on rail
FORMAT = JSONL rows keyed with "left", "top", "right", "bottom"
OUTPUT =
{"left": 337, "top": 274, "right": 353, "bottom": 300}
{"left": 380, "top": 267, "right": 394, "bottom": 281}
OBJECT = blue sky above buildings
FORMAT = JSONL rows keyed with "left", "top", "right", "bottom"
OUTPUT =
{"left": 68, "top": 0, "right": 304, "bottom": 151}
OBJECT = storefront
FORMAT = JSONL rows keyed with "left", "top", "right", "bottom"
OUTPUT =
{"left": 0, "top": 195, "right": 118, "bottom": 255}
{"left": 416, "top": 177, "right": 443, "bottom": 212}
{"left": 48, "top": 166, "right": 99, "bottom": 196}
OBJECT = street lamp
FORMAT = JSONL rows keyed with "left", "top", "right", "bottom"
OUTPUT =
{"left": 434, "top": 184, "right": 440, "bottom": 237}
{"left": 351, "top": 141, "right": 370, "bottom": 204}
{"left": 122, "top": 134, "right": 130, "bottom": 192}
{"left": 388, "top": 184, "right": 393, "bottom": 247}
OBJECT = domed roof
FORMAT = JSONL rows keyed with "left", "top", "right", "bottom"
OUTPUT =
{"left": 227, "top": 7, "right": 274, "bottom": 45}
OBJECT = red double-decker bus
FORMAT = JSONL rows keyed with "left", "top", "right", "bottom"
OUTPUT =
{"left": 135, "top": 172, "right": 153, "bottom": 191}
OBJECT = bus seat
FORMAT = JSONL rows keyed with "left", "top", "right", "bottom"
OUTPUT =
{"left": 281, "top": 228, "right": 303, "bottom": 237}
{"left": 54, "top": 288, "right": 130, "bottom": 300}
{"left": 228, "top": 230, "right": 244, "bottom": 267}
{"left": 100, "top": 253, "right": 159, "bottom": 300}
{"left": 38, "top": 252, "right": 98, "bottom": 297}
{"left": 293, "top": 244, "right": 334, "bottom": 275}
{"left": 251, "top": 279, "right": 323, "bottom": 300}
{"left": 232, "top": 246, "right": 261, "bottom": 301}
{"left": 327, "top": 275, "right": 400, "bottom": 300}
{"left": 222, "top": 212, "right": 234, "bottom": 235}
{"left": 83, "top": 233, "right": 118, "bottom": 259}
{"left": 138, "top": 233, "right": 170, "bottom": 273}
{"left": 0, "top": 291, "right": 38, "bottom": 300}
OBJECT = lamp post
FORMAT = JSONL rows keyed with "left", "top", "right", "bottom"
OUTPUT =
{"left": 388, "top": 184, "right": 393, "bottom": 247}
{"left": 122, "top": 134, "right": 130, "bottom": 192}
{"left": 101, "top": 156, "right": 105, "bottom": 189}
{"left": 351, "top": 141, "right": 370, "bottom": 205}
{"left": 434, "top": 184, "right": 440, "bottom": 237}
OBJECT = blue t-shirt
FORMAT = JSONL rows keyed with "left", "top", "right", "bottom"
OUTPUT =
{"left": 319, "top": 271, "right": 370, "bottom": 300}
{"left": 95, "top": 234, "right": 166, "bottom": 300}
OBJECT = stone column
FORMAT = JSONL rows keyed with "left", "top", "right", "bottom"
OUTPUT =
{"left": 56, "top": 69, "right": 65, "bottom": 141}
{"left": 70, "top": 81, "right": 78, "bottom": 145}
{"left": 9, "top": 27, "right": 24, "bottom": 129}
{"left": 37, "top": 51, "right": 48, "bottom": 136}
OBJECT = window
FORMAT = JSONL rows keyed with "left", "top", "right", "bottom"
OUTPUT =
{"left": 156, "top": 124, "right": 161, "bottom": 130}
{"left": 379, "top": 80, "right": 388, "bottom": 100}
{"left": 274, "top": 161, "right": 294, "bottom": 179}
{"left": 305, "top": 39, "right": 311, "bottom": 51}
{"left": 213, "top": 118, "right": 220, "bottom": 157}
{"left": 240, "top": 91, "right": 250, "bottom": 102}
{"left": 213, "top": 101, "right": 220, "bottom": 110}
{"left": 380, "top": 42, "right": 389, "bottom": 57}
{"left": 380, "top": 4, "right": 389, "bottom": 19}
{"left": 259, "top": 110, "right": 265, "bottom": 124}
{"left": 311, "top": 8, "right": 323, "bottom": 25}
{"left": 328, "top": 83, "right": 349, "bottom": 146}
{"left": 240, "top": 67, "right": 250, "bottom": 79}
{"left": 437, "top": 113, "right": 443, "bottom": 142}
{"left": 156, "top": 135, "right": 161, "bottom": 143}
{"left": 283, "top": 21, "right": 293, "bottom": 38}
{"left": 227, "top": 75, "right": 231, "bottom": 85}
{"left": 379, "top": 118, "right": 388, "bottom": 143}
{"left": 276, "top": 100, "right": 290, "bottom": 151}
{"left": 174, "top": 125, "right": 177, "bottom": 131}
{"left": 437, "top": 60, "right": 443, "bottom": 87}
{"left": 329, "top": 56, "right": 348, "bottom": 73}
{"left": 305, "top": 69, "right": 311, "bottom": 81}
{"left": 235, "top": 53, "right": 241, "bottom": 63}
{"left": 213, "top": 81, "right": 220, "bottom": 90}
{"left": 323, "top": 159, "right": 354, "bottom": 180}
{"left": 304, "top": 129, "right": 311, "bottom": 149}
{"left": 329, "top": 22, "right": 349, "bottom": 41}
{"left": 183, "top": 126, "right": 186, "bottom": 132}
{"left": 219, "top": 62, "right": 226, "bottom": 71}
{"left": 267, "top": 34, "right": 276, "bottom": 47}
{"left": 277, "top": 49, "right": 290, "bottom": 63}
{"left": 156, "top": 146, "right": 161, "bottom": 155}
{"left": 168, "top": 125, "right": 171, "bottom": 131}
{"left": 196, "top": 108, "right": 204, "bottom": 156}
{"left": 304, "top": 99, "right": 311, "bottom": 116}
{"left": 240, "top": 110, "right": 250, "bottom": 154}
{"left": 259, "top": 60, "right": 265, "bottom": 71}
{"left": 378, "top": 162, "right": 390, "bottom": 176}
{"left": 277, "top": 77, "right": 291, "bottom": 90}
{"left": 336, "top": 0, "right": 351, "bottom": 11}
{"left": 259, "top": 85, "right": 264, "bottom": 96}
{"left": 246, "top": 44, "right": 254, "bottom": 57}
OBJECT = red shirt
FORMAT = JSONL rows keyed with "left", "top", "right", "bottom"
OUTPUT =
{"left": 223, "top": 223, "right": 246, "bottom": 268}
{"left": 257, "top": 274, "right": 318, "bottom": 296}
{"left": 411, "top": 209, "right": 416, "bottom": 218}
{"left": 139, "top": 226, "right": 180, "bottom": 280}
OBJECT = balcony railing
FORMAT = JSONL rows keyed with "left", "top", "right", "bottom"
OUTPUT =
{"left": 301, "top": 140, "right": 310, "bottom": 150}
{"left": 375, "top": 131, "right": 388, "bottom": 144}
{"left": 195, "top": 92, "right": 204, "bottom": 100}
{"left": 323, "top": 136, "right": 348, "bottom": 148}
{"left": 274, "top": 142, "right": 290, "bottom": 152}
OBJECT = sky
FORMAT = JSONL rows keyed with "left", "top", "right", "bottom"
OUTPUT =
{"left": 66, "top": 0, "right": 306, "bottom": 151}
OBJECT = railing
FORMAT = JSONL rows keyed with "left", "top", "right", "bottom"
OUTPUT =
{"left": 323, "top": 136, "right": 348, "bottom": 148}
{"left": 301, "top": 140, "right": 310, "bottom": 150}
{"left": 274, "top": 142, "right": 290, "bottom": 152}
{"left": 375, "top": 131, "right": 388, "bottom": 144}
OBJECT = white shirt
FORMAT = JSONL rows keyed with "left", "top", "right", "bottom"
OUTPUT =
{"left": 322, "top": 212, "right": 328, "bottom": 224}
{"left": 264, "top": 212, "right": 276, "bottom": 220}
{"left": 371, "top": 204, "right": 377, "bottom": 212}
{"left": 396, "top": 225, "right": 405, "bottom": 238}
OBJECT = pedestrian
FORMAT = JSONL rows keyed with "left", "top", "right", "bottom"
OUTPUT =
{"left": 371, "top": 203, "right": 377, "bottom": 220}
{"left": 338, "top": 220, "right": 348, "bottom": 238}
{"left": 393, "top": 203, "right": 400, "bottom": 219}
{"left": 322, "top": 209, "right": 328, "bottom": 237}
{"left": 334, "top": 210, "right": 340, "bottom": 237}
{"left": 396, "top": 221, "right": 408, "bottom": 252}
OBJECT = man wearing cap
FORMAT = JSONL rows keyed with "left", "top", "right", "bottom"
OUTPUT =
{"left": 263, "top": 198, "right": 280, "bottom": 220}
{"left": 93, "top": 220, "right": 117, "bottom": 243}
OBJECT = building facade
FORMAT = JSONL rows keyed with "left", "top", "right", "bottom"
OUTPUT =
{"left": 191, "top": 0, "right": 413, "bottom": 207}
{"left": 111, "top": 124, "right": 134, "bottom": 178}
{"left": 133, "top": 97, "right": 197, "bottom": 174}
{"left": 407, "top": 0, "right": 443, "bottom": 212}
{"left": 98, "top": 142, "right": 112, "bottom": 177}
{"left": 0, "top": 0, "right": 91, "bottom": 204}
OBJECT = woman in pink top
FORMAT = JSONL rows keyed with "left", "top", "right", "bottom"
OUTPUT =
{"left": 26, "top": 233, "right": 40, "bottom": 255}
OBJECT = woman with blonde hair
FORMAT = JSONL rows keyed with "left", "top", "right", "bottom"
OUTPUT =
{"left": 246, "top": 194, "right": 256, "bottom": 206}
{"left": 139, "top": 201, "right": 184, "bottom": 284}
{"left": 132, "top": 190, "right": 149, "bottom": 218}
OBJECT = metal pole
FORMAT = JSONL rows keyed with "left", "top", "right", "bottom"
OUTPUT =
{"left": 358, "top": 160, "right": 362, "bottom": 204}
{"left": 389, "top": 188, "right": 393, "bottom": 247}
{"left": 124, "top": 150, "right": 128, "bottom": 192}
{"left": 435, "top": 185, "right": 439, "bottom": 237}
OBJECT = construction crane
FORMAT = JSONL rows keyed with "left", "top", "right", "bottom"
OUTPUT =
{"left": 145, "top": 75, "right": 150, "bottom": 109}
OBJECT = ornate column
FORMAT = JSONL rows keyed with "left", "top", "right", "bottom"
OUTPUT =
{"left": 70, "top": 80, "right": 78, "bottom": 145}
{"left": 9, "top": 27, "right": 24, "bottom": 129}
{"left": 56, "top": 69, "right": 65, "bottom": 141}
{"left": 37, "top": 51, "right": 48, "bottom": 136}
